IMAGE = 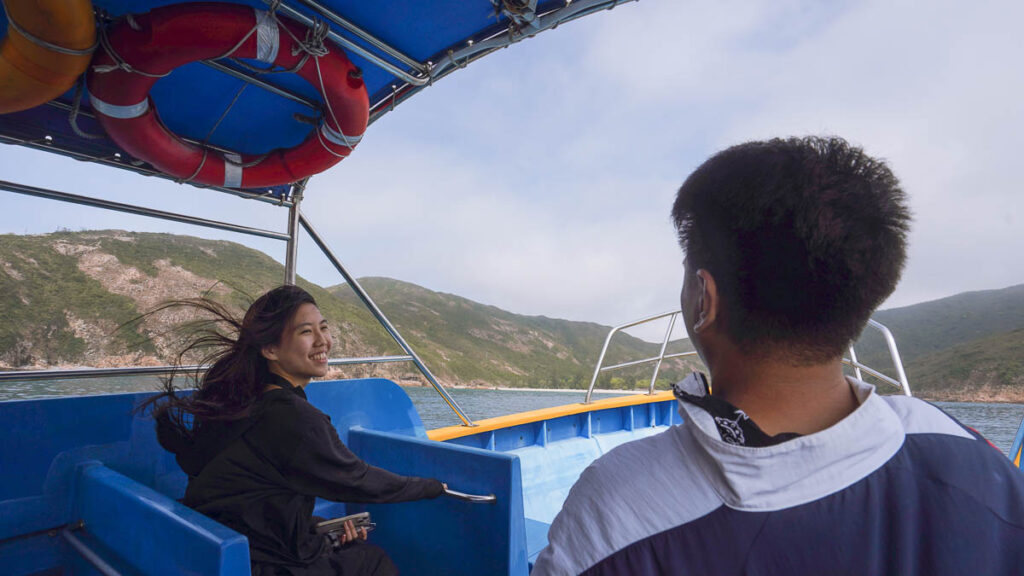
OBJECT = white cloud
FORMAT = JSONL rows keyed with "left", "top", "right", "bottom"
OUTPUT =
{"left": 2, "top": 0, "right": 1022, "bottom": 343}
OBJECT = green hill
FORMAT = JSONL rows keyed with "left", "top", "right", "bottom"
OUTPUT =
{"left": 902, "top": 329, "right": 1024, "bottom": 402}
{"left": 1, "top": 230, "right": 1019, "bottom": 399}
{"left": 0, "top": 231, "right": 696, "bottom": 390}
{"left": 328, "top": 277, "right": 697, "bottom": 389}
{"left": 0, "top": 230, "right": 396, "bottom": 369}
{"left": 855, "top": 284, "right": 1024, "bottom": 367}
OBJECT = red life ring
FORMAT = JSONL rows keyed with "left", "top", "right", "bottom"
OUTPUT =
{"left": 85, "top": 2, "right": 368, "bottom": 189}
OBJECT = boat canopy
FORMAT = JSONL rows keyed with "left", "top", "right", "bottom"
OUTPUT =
{"left": 0, "top": 0, "right": 629, "bottom": 199}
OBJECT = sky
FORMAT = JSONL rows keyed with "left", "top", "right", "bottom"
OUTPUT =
{"left": 1, "top": 0, "right": 1022, "bottom": 343}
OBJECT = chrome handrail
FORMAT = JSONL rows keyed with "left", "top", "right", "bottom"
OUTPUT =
{"left": 585, "top": 310, "right": 689, "bottom": 403}
{"left": 843, "top": 319, "right": 912, "bottom": 396}
{"left": 0, "top": 356, "right": 416, "bottom": 383}
{"left": 586, "top": 311, "right": 913, "bottom": 402}
{"left": 443, "top": 488, "right": 497, "bottom": 504}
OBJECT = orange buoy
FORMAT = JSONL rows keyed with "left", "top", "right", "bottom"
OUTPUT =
{"left": 0, "top": 0, "right": 96, "bottom": 114}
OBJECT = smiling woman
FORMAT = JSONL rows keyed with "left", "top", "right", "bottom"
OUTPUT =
{"left": 139, "top": 285, "right": 446, "bottom": 576}
{"left": 262, "top": 302, "right": 334, "bottom": 389}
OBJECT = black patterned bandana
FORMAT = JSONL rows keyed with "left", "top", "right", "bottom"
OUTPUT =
{"left": 672, "top": 372, "right": 801, "bottom": 447}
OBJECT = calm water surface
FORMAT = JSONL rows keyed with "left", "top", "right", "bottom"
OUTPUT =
{"left": 3, "top": 377, "right": 1022, "bottom": 455}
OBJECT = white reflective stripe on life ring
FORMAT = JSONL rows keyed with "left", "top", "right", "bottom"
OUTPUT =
{"left": 320, "top": 123, "right": 363, "bottom": 148}
{"left": 223, "top": 153, "right": 243, "bottom": 188}
{"left": 90, "top": 95, "right": 149, "bottom": 119}
{"left": 254, "top": 10, "right": 279, "bottom": 64}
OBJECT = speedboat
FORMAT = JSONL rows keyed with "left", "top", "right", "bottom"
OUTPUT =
{"left": 2, "top": 1, "right": 1020, "bottom": 574}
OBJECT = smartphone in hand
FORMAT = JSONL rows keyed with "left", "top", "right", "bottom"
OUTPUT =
{"left": 316, "top": 512, "right": 376, "bottom": 535}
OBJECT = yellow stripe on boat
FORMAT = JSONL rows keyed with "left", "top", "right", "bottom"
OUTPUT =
{"left": 1015, "top": 446, "right": 1021, "bottom": 469}
{"left": 427, "top": 390, "right": 676, "bottom": 441}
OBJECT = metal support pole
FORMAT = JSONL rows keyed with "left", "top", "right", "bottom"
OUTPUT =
{"left": 266, "top": 0, "right": 430, "bottom": 86}
{"left": 848, "top": 346, "right": 864, "bottom": 381}
{"left": 0, "top": 355, "right": 418, "bottom": 383}
{"left": 866, "top": 319, "right": 912, "bottom": 396}
{"left": 585, "top": 310, "right": 680, "bottom": 403}
{"left": 286, "top": 0, "right": 426, "bottom": 73}
{"left": 298, "top": 212, "right": 474, "bottom": 426}
{"left": 201, "top": 60, "right": 321, "bottom": 110}
{"left": 0, "top": 180, "right": 291, "bottom": 241}
{"left": 63, "top": 530, "right": 122, "bottom": 576}
{"left": 284, "top": 182, "right": 306, "bottom": 285}
{"left": 647, "top": 313, "right": 677, "bottom": 395}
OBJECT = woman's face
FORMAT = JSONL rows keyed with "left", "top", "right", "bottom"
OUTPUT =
{"left": 263, "top": 302, "right": 333, "bottom": 387}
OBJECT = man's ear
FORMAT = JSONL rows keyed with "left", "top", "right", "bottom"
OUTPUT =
{"left": 261, "top": 345, "right": 279, "bottom": 362}
{"left": 692, "top": 269, "right": 719, "bottom": 333}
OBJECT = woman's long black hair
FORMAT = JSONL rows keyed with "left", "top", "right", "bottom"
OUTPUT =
{"left": 140, "top": 285, "right": 317, "bottom": 444}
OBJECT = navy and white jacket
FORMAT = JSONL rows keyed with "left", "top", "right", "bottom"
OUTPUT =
{"left": 532, "top": 375, "right": 1024, "bottom": 575}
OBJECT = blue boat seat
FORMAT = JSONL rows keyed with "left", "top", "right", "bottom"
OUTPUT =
{"left": 0, "top": 378, "right": 431, "bottom": 575}
{"left": 67, "top": 461, "right": 249, "bottom": 574}
{"left": 347, "top": 427, "right": 532, "bottom": 576}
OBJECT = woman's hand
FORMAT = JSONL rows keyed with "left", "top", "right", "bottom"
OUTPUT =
{"left": 338, "top": 519, "right": 369, "bottom": 544}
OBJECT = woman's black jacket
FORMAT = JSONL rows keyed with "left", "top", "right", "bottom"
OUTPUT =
{"left": 157, "top": 375, "right": 444, "bottom": 568}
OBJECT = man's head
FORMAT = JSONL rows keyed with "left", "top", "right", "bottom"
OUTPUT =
{"left": 672, "top": 136, "right": 911, "bottom": 365}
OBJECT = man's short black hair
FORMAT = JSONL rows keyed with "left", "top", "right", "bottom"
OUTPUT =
{"left": 672, "top": 136, "right": 911, "bottom": 363}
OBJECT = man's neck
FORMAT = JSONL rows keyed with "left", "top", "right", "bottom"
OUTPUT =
{"left": 709, "top": 356, "right": 858, "bottom": 437}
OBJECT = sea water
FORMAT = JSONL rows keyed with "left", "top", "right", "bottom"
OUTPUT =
{"left": 2, "top": 376, "right": 1022, "bottom": 455}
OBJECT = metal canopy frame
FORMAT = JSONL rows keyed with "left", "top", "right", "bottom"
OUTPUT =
{"left": 0, "top": 178, "right": 475, "bottom": 427}
{"left": 0, "top": 0, "right": 638, "bottom": 217}
{"left": 366, "top": 0, "right": 634, "bottom": 123}
{"left": 0, "top": 0, "right": 639, "bottom": 426}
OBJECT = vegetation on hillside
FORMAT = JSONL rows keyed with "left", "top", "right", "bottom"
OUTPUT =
{"left": 0, "top": 233, "right": 147, "bottom": 365}
{"left": 854, "top": 284, "right": 1024, "bottom": 368}
{"left": 0, "top": 231, "right": 696, "bottom": 389}
{"left": 0, "top": 230, "right": 1019, "bottom": 398}
{"left": 329, "top": 278, "right": 698, "bottom": 389}
{"left": 902, "top": 329, "right": 1024, "bottom": 402}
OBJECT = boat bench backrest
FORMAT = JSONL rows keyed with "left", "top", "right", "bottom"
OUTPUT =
{"left": 67, "top": 461, "right": 250, "bottom": 575}
{"left": 347, "top": 428, "right": 531, "bottom": 576}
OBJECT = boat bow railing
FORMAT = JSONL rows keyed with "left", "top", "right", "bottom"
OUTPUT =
{"left": 844, "top": 319, "right": 912, "bottom": 396}
{"left": 585, "top": 310, "right": 697, "bottom": 403}
{"left": 585, "top": 312, "right": 912, "bottom": 403}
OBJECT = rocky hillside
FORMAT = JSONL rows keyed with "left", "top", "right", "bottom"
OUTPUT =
{"left": 329, "top": 277, "right": 697, "bottom": 389}
{"left": 0, "top": 230, "right": 696, "bottom": 389}
{"left": 1, "top": 230, "right": 1020, "bottom": 399}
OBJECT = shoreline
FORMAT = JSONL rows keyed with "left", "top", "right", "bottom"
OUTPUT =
{"left": 399, "top": 383, "right": 648, "bottom": 395}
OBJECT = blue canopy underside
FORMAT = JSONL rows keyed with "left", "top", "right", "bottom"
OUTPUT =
{"left": 0, "top": 0, "right": 583, "bottom": 198}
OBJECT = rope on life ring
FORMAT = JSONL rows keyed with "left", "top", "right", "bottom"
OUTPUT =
{"left": 0, "top": 0, "right": 97, "bottom": 114}
{"left": 85, "top": 2, "right": 368, "bottom": 189}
